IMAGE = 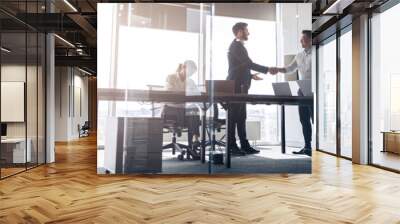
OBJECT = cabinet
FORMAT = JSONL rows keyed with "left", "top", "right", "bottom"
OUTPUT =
{"left": 382, "top": 131, "right": 400, "bottom": 154}
{"left": 104, "top": 117, "right": 163, "bottom": 174}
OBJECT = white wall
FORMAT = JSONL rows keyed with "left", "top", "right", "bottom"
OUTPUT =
{"left": 55, "top": 67, "right": 89, "bottom": 141}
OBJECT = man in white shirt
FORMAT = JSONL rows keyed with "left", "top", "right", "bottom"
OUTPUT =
{"left": 270, "top": 30, "right": 313, "bottom": 156}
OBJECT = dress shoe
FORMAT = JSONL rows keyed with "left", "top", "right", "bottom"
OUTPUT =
{"left": 293, "top": 147, "right": 312, "bottom": 156}
{"left": 229, "top": 145, "right": 246, "bottom": 156}
{"left": 240, "top": 141, "right": 260, "bottom": 154}
{"left": 242, "top": 146, "right": 260, "bottom": 154}
{"left": 304, "top": 148, "right": 312, "bottom": 156}
{"left": 292, "top": 148, "right": 305, "bottom": 154}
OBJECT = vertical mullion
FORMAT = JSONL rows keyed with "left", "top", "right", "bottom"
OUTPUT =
{"left": 25, "top": 0, "right": 28, "bottom": 171}
{"left": 336, "top": 29, "right": 341, "bottom": 157}
{"left": 316, "top": 44, "right": 319, "bottom": 150}
{"left": 36, "top": 0, "right": 39, "bottom": 167}
{"left": 367, "top": 11, "right": 373, "bottom": 165}
{"left": 0, "top": 26, "right": 2, "bottom": 179}
{"left": 44, "top": 0, "right": 47, "bottom": 164}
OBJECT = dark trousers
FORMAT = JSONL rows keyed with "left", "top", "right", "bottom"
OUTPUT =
{"left": 227, "top": 103, "right": 248, "bottom": 147}
{"left": 298, "top": 105, "right": 313, "bottom": 149}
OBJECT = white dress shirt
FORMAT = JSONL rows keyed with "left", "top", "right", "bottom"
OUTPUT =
{"left": 284, "top": 48, "right": 312, "bottom": 80}
{"left": 164, "top": 73, "right": 199, "bottom": 109}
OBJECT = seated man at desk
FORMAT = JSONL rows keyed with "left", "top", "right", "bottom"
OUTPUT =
{"left": 162, "top": 60, "right": 201, "bottom": 148}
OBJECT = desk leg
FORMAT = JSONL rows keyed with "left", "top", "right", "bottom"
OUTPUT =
{"left": 281, "top": 105, "right": 286, "bottom": 154}
{"left": 201, "top": 107, "right": 206, "bottom": 163}
{"left": 225, "top": 105, "right": 231, "bottom": 168}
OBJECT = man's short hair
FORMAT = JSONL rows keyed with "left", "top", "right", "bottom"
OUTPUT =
{"left": 232, "top": 22, "right": 248, "bottom": 36}
{"left": 302, "top": 30, "right": 312, "bottom": 39}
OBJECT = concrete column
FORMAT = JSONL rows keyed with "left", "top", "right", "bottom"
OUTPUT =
{"left": 46, "top": 33, "right": 55, "bottom": 163}
{"left": 352, "top": 14, "right": 369, "bottom": 164}
{"left": 45, "top": 0, "right": 56, "bottom": 163}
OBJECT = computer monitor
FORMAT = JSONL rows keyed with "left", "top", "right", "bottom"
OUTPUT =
{"left": 272, "top": 82, "right": 292, "bottom": 96}
{"left": 1, "top": 123, "right": 7, "bottom": 137}
{"left": 205, "top": 80, "right": 235, "bottom": 95}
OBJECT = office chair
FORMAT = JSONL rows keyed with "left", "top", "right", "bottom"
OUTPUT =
{"left": 161, "top": 108, "right": 200, "bottom": 160}
{"left": 78, "top": 121, "right": 90, "bottom": 138}
{"left": 205, "top": 103, "right": 226, "bottom": 148}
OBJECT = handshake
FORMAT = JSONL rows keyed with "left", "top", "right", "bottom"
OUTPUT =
{"left": 251, "top": 67, "right": 284, "bottom": 80}
{"left": 268, "top": 67, "right": 281, "bottom": 75}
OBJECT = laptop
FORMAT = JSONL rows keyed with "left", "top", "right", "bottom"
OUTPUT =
{"left": 272, "top": 82, "right": 292, "bottom": 96}
{"left": 296, "top": 80, "right": 312, "bottom": 96}
{"left": 205, "top": 80, "right": 235, "bottom": 95}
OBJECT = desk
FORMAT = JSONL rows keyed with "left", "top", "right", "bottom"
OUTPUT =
{"left": 382, "top": 131, "right": 400, "bottom": 154}
{"left": 1, "top": 138, "right": 31, "bottom": 164}
{"left": 98, "top": 88, "right": 314, "bottom": 169}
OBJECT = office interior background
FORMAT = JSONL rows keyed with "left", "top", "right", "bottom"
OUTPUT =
{"left": 0, "top": 0, "right": 398, "bottom": 175}
{"left": 0, "top": 0, "right": 400, "bottom": 222}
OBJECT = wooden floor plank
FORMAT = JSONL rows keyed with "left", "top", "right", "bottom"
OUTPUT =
{"left": 0, "top": 135, "right": 399, "bottom": 223}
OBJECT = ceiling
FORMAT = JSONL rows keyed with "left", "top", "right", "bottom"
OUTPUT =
{"left": 0, "top": 0, "right": 393, "bottom": 75}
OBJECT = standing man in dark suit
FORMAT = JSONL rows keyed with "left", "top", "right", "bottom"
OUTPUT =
{"left": 226, "top": 22, "right": 274, "bottom": 155}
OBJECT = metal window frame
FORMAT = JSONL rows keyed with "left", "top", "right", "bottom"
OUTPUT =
{"left": 367, "top": 0, "right": 400, "bottom": 172}
{"left": 315, "top": 22, "right": 353, "bottom": 162}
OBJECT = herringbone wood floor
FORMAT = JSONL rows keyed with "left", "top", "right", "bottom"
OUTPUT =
{"left": 1, "top": 135, "right": 400, "bottom": 224}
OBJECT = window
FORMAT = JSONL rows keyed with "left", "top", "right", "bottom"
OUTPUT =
{"left": 340, "top": 28, "right": 352, "bottom": 158}
{"left": 318, "top": 37, "right": 337, "bottom": 154}
{"left": 370, "top": 3, "right": 400, "bottom": 171}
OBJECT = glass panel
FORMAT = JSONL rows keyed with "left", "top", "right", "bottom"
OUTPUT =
{"left": 1, "top": 31, "right": 27, "bottom": 177}
{"left": 27, "top": 31, "right": 38, "bottom": 168}
{"left": 340, "top": 29, "right": 352, "bottom": 158}
{"left": 318, "top": 37, "right": 337, "bottom": 154}
{"left": 97, "top": 3, "right": 210, "bottom": 174}
{"left": 209, "top": 3, "right": 312, "bottom": 173}
{"left": 97, "top": 3, "right": 312, "bottom": 174}
{"left": 371, "top": 4, "right": 400, "bottom": 171}
{"left": 209, "top": 4, "right": 278, "bottom": 173}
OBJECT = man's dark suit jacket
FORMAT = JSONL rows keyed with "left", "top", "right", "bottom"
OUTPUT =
{"left": 226, "top": 39, "right": 269, "bottom": 93}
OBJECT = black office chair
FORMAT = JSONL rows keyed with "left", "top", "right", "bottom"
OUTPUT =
{"left": 205, "top": 103, "right": 226, "bottom": 148}
{"left": 161, "top": 107, "right": 200, "bottom": 160}
{"left": 78, "top": 121, "right": 90, "bottom": 138}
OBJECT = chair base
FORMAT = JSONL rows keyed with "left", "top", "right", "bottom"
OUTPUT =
{"left": 162, "top": 142, "right": 200, "bottom": 160}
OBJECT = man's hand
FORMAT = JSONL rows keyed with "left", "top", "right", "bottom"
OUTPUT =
{"left": 269, "top": 67, "right": 278, "bottom": 75}
{"left": 251, "top": 73, "right": 263, "bottom": 80}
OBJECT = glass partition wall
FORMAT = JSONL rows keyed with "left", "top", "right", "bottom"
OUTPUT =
{"left": 97, "top": 3, "right": 212, "bottom": 174}
{"left": 370, "top": 2, "right": 400, "bottom": 171}
{"left": 0, "top": 3, "right": 46, "bottom": 179}
{"left": 316, "top": 26, "right": 352, "bottom": 159}
{"left": 98, "top": 3, "right": 313, "bottom": 174}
